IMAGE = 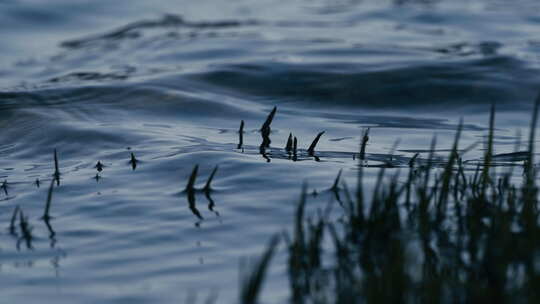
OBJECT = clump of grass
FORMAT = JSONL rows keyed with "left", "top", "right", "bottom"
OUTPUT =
{"left": 242, "top": 94, "right": 540, "bottom": 303}
{"left": 286, "top": 182, "right": 327, "bottom": 303}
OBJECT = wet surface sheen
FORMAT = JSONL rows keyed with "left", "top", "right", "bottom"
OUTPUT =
{"left": 1, "top": 0, "right": 540, "bottom": 303}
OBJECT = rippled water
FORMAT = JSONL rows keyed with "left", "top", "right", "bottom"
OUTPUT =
{"left": 1, "top": 0, "right": 540, "bottom": 302}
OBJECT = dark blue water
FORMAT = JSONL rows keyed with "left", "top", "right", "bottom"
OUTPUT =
{"left": 1, "top": 0, "right": 540, "bottom": 302}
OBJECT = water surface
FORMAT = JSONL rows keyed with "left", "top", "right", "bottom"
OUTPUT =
{"left": 1, "top": 0, "right": 540, "bottom": 302}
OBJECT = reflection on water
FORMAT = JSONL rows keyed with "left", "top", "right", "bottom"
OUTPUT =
{"left": 183, "top": 165, "right": 221, "bottom": 224}
{"left": 16, "top": 210, "right": 33, "bottom": 251}
{"left": 43, "top": 217, "right": 57, "bottom": 248}
{"left": 128, "top": 152, "right": 138, "bottom": 170}
{"left": 1, "top": 180, "right": 8, "bottom": 196}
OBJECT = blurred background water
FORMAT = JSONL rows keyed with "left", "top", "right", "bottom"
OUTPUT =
{"left": 1, "top": 0, "right": 540, "bottom": 303}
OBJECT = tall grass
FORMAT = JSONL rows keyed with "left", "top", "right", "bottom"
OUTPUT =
{"left": 241, "top": 95, "right": 540, "bottom": 303}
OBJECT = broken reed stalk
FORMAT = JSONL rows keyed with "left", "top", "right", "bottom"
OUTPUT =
{"left": 9, "top": 205, "right": 20, "bottom": 234}
{"left": 41, "top": 178, "right": 55, "bottom": 220}
{"left": 1, "top": 180, "right": 7, "bottom": 196}
{"left": 307, "top": 131, "right": 325, "bottom": 156}
{"left": 53, "top": 149, "right": 60, "bottom": 185}
{"left": 204, "top": 166, "right": 219, "bottom": 192}
{"left": 238, "top": 120, "right": 245, "bottom": 149}
{"left": 16, "top": 209, "right": 33, "bottom": 250}
{"left": 183, "top": 165, "right": 220, "bottom": 220}
{"left": 54, "top": 149, "right": 59, "bottom": 176}
{"left": 95, "top": 161, "right": 104, "bottom": 172}
{"left": 19, "top": 210, "right": 32, "bottom": 240}
{"left": 260, "top": 107, "right": 277, "bottom": 149}
{"left": 359, "top": 128, "right": 370, "bottom": 161}
{"left": 285, "top": 133, "right": 293, "bottom": 153}
{"left": 260, "top": 106, "right": 277, "bottom": 133}
{"left": 185, "top": 165, "right": 219, "bottom": 192}
{"left": 129, "top": 152, "right": 138, "bottom": 170}
{"left": 186, "top": 165, "right": 199, "bottom": 192}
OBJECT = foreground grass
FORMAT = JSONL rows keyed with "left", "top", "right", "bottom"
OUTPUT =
{"left": 241, "top": 96, "right": 540, "bottom": 303}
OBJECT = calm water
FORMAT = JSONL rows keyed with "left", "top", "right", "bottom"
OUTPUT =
{"left": 1, "top": 0, "right": 540, "bottom": 303}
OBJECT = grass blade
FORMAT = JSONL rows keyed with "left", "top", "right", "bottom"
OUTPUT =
{"left": 204, "top": 166, "right": 219, "bottom": 192}
{"left": 240, "top": 234, "right": 280, "bottom": 304}
{"left": 307, "top": 131, "right": 325, "bottom": 155}
{"left": 41, "top": 178, "right": 55, "bottom": 220}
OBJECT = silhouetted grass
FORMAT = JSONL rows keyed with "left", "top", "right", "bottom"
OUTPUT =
{"left": 185, "top": 165, "right": 203, "bottom": 220}
{"left": 17, "top": 209, "right": 33, "bottom": 250}
{"left": 9, "top": 205, "right": 20, "bottom": 235}
{"left": 307, "top": 131, "right": 325, "bottom": 156}
{"left": 240, "top": 235, "right": 280, "bottom": 304}
{"left": 293, "top": 137, "right": 298, "bottom": 161}
{"left": 261, "top": 106, "right": 277, "bottom": 133}
{"left": 238, "top": 120, "right": 245, "bottom": 150}
{"left": 183, "top": 165, "right": 221, "bottom": 221}
{"left": 285, "top": 133, "right": 293, "bottom": 153}
{"left": 204, "top": 166, "right": 219, "bottom": 192}
{"left": 186, "top": 165, "right": 199, "bottom": 192}
{"left": 260, "top": 106, "right": 277, "bottom": 150}
{"left": 129, "top": 152, "right": 138, "bottom": 170}
{"left": 41, "top": 178, "right": 55, "bottom": 220}
{"left": 241, "top": 94, "right": 540, "bottom": 303}
{"left": 95, "top": 161, "right": 104, "bottom": 172}
{"left": 1, "top": 179, "right": 8, "bottom": 196}
{"left": 330, "top": 169, "right": 342, "bottom": 192}
{"left": 359, "top": 127, "right": 370, "bottom": 161}
{"left": 53, "top": 148, "right": 60, "bottom": 185}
